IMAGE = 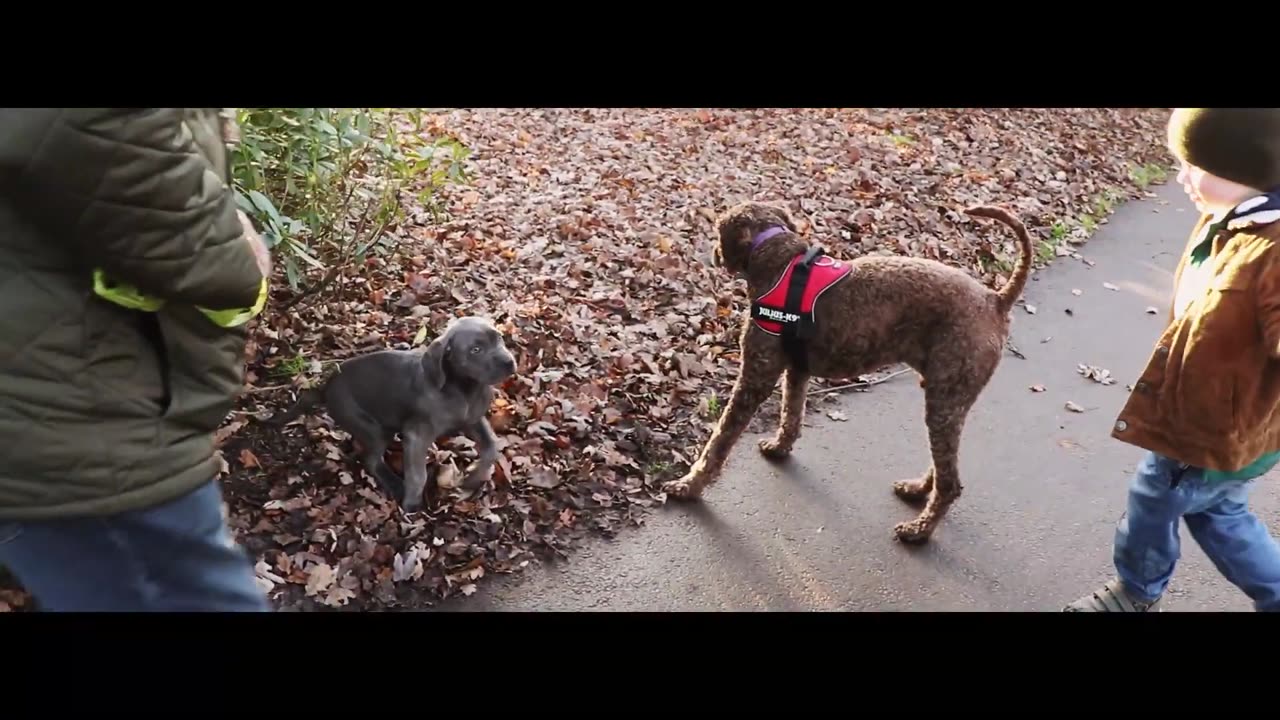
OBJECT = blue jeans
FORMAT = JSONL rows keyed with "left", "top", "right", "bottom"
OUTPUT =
{"left": 0, "top": 480, "right": 268, "bottom": 611}
{"left": 1115, "top": 451, "right": 1280, "bottom": 611}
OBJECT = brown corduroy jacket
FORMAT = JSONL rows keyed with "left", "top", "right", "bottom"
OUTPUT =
{"left": 1112, "top": 211, "right": 1280, "bottom": 472}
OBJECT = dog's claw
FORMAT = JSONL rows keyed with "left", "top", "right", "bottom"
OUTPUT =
{"left": 757, "top": 438, "right": 792, "bottom": 460}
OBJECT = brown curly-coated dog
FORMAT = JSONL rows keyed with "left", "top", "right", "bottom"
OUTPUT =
{"left": 663, "top": 200, "right": 1033, "bottom": 544}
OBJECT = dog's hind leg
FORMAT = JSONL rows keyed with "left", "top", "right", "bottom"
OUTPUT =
{"left": 893, "top": 350, "right": 995, "bottom": 543}
{"left": 327, "top": 391, "right": 406, "bottom": 505}
{"left": 893, "top": 395, "right": 969, "bottom": 544}
{"left": 759, "top": 366, "right": 809, "bottom": 460}
{"left": 664, "top": 333, "right": 786, "bottom": 500}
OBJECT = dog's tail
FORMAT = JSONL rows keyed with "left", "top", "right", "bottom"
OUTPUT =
{"left": 965, "top": 204, "right": 1033, "bottom": 315}
{"left": 261, "top": 386, "right": 323, "bottom": 426}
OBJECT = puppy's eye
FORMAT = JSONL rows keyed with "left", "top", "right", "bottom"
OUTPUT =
{"left": 471, "top": 346, "right": 482, "bottom": 354}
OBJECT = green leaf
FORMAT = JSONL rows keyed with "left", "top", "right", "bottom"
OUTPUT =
{"left": 233, "top": 190, "right": 256, "bottom": 215}
{"left": 288, "top": 239, "right": 327, "bottom": 271}
{"left": 413, "top": 323, "right": 428, "bottom": 346}
{"left": 284, "top": 255, "right": 301, "bottom": 289}
{"left": 247, "top": 190, "right": 283, "bottom": 227}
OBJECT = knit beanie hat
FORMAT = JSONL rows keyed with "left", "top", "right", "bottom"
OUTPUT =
{"left": 1167, "top": 108, "right": 1280, "bottom": 192}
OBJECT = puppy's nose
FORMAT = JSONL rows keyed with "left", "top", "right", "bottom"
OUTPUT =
{"left": 500, "top": 356, "right": 516, "bottom": 375}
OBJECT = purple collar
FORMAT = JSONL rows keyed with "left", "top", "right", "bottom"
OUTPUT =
{"left": 750, "top": 225, "right": 789, "bottom": 252}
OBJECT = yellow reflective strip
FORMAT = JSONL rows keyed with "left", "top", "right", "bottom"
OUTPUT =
{"left": 91, "top": 269, "right": 165, "bottom": 312}
{"left": 197, "top": 277, "right": 269, "bottom": 328}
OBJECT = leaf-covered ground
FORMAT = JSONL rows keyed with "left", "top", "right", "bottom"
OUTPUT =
{"left": 0, "top": 108, "right": 1174, "bottom": 612}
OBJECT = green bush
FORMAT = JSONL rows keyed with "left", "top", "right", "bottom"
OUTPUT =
{"left": 229, "top": 108, "right": 470, "bottom": 293}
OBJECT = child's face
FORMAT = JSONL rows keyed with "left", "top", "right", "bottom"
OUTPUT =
{"left": 1176, "top": 160, "right": 1257, "bottom": 214}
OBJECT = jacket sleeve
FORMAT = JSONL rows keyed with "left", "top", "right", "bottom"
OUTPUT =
{"left": 0, "top": 108, "right": 264, "bottom": 311}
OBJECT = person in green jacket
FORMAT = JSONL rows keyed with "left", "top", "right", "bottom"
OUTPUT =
{"left": 0, "top": 108, "right": 272, "bottom": 611}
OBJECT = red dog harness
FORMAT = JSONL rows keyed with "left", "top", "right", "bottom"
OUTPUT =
{"left": 750, "top": 242, "right": 851, "bottom": 372}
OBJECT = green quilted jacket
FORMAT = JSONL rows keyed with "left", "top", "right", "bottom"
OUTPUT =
{"left": 0, "top": 108, "right": 267, "bottom": 520}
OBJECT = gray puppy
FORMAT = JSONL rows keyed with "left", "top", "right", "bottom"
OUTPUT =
{"left": 267, "top": 315, "right": 517, "bottom": 511}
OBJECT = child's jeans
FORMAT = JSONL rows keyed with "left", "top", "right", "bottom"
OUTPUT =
{"left": 0, "top": 479, "right": 268, "bottom": 612}
{"left": 1115, "top": 451, "right": 1280, "bottom": 611}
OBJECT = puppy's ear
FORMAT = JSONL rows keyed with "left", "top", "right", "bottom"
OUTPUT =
{"left": 421, "top": 336, "right": 450, "bottom": 389}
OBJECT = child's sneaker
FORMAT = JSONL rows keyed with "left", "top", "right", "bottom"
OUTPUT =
{"left": 1063, "top": 578, "right": 1163, "bottom": 612}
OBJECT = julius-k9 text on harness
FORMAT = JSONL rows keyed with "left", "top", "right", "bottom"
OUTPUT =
{"left": 749, "top": 226, "right": 852, "bottom": 372}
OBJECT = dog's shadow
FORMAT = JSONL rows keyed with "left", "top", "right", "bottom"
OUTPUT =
{"left": 762, "top": 453, "right": 941, "bottom": 556}
{"left": 658, "top": 500, "right": 813, "bottom": 609}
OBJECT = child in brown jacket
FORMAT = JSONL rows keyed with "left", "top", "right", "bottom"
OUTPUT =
{"left": 1065, "top": 108, "right": 1280, "bottom": 612}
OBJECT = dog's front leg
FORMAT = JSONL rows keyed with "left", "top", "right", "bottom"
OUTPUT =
{"left": 400, "top": 419, "right": 438, "bottom": 513}
{"left": 759, "top": 366, "right": 809, "bottom": 460}
{"left": 664, "top": 333, "right": 786, "bottom": 500}
{"left": 461, "top": 419, "right": 499, "bottom": 491}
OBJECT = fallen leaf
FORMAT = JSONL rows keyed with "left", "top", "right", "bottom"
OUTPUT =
{"left": 215, "top": 420, "right": 244, "bottom": 447}
{"left": 527, "top": 467, "right": 562, "bottom": 489}
{"left": 239, "top": 448, "right": 260, "bottom": 469}
{"left": 0, "top": 589, "right": 28, "bottom": 611}
{"left": 413, "top": 324, "right": 428, "bottom": 346}
{"left": 1103, "top": 282, "right": 1119, "bottom": 291}
{"left": 305, "top": 562, "right": 337, "bottom": 597}
{"left": 254, "top": 560, "right": 286, "bottom": 587}
{"left": 436, "top": 461, "right": 461, "bottom": 490}
{"left": 1024, "top": 304, "right": 1037, "bottom": 315}
{"left": 1077, "top": 364, "right": 1116, "bottom": 386}
{"left": 322, "top": 586, "right": 357, "bottom": 607}
{"left": 393, "top": 548, "right": 425, "bottom": 583}
{"left": 1071, "top": 289, "right": 1082, "bottom": 296}
{"left": 1065, "top": 401, "right": 1086, "bottom": 413}
{"left": 1030, "top": 384, "right": 1047, "bottom": 392}
{"left": 827, "top": 410, "right": 849, "bottom": 421}
{"left": 1146, "top": 306, "right": 1159, "bottom": 315}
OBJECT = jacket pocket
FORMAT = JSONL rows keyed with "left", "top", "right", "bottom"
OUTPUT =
{"left": 82, "top": 296, "right": 171, "bottom": 418}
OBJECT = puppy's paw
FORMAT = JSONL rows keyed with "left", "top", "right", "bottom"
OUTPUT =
{"left": 893, "top": 519, "right": 934, "bottom": 544}
{"left": 662, "top": 474, "right": 703, "bottom": 500}
{"left": 757, "top": 437, "right": 792, "bottom": 461}
{"left": 892, "top": 478, "right": 932, "bottom": 504}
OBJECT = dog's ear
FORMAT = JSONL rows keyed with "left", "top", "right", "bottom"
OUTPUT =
{"left": 421, "top": 336, "right": 450, "bottom": 389}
